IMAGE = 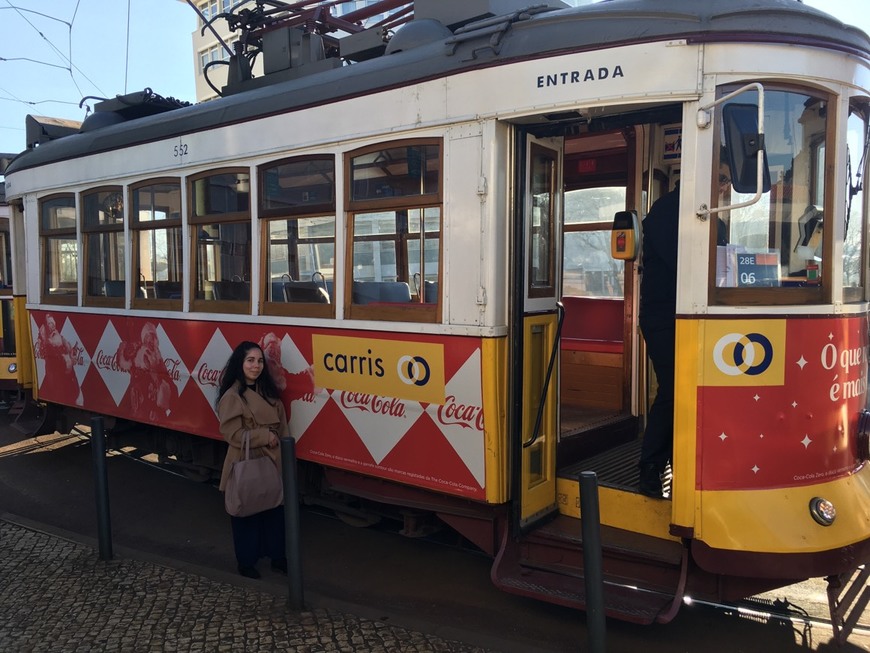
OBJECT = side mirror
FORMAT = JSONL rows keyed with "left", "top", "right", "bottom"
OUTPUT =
{"left": 723, "top": 103, "right": 771, "bottom": 194}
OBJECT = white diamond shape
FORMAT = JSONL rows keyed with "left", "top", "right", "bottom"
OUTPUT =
{"left": 259, "top": 331, "right": 328, "bottom": 441}
{"left": 30, "top": 315, "right": 45, "bottom": 385}
{"left": 337, "top": 391, "right": 420, "bottom": 463}
{"left": 94, "top": 321, "right": 129, "bottom": 406}
{"left": 426, "top": 348, "right": 485, "bottom": 487}
{"left": 801, "top": 434, "right": 813, "bottom": 448}
{"left": 60, "top": 317, "right": 90, "bottom": 387}
{"left": 194, "top": 330, "right": 233, "bottom": 416}
{"left": 154, "top": 323, "right": 189, "bottom": 397}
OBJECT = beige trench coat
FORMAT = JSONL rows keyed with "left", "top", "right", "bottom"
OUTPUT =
{"left": 217, "top": 383, "right": 289, "bottom": 491}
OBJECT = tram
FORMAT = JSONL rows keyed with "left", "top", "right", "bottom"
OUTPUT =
{"left": 0, "top": 180, "right": 20, "bottom": 409}
{"left": 4, "top": 0, "right": 870, "bottom": 634}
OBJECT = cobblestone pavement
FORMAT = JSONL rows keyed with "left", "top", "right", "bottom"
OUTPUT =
{"left": 0, "top": 520, "right": 497, "bottom": 652}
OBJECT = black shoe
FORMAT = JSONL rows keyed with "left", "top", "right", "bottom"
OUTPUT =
{"left": 238, "top": 565, "right": 260, "bottom": 579}
{"left": 271, "top": 558, "right": 287, "bottom": 574}
{"left": 638, "top": 465, "right": 664, "bottom": 499}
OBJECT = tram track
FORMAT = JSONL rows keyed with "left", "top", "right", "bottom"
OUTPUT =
{"left": 689, "top": 594, "right": 870, "bottom": 642}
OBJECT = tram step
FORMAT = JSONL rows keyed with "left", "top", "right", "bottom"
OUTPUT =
{"left": 520, "top": 515, "right": 684, "bottom": 597}
{"left": 492, "top": 522, "right": 682, "bottom": 624}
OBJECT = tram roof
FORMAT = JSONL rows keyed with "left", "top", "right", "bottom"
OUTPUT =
{"left": 6, "top": 0, "right": 870, "bottom": 177}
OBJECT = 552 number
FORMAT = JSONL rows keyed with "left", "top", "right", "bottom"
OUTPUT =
{"left": 173, "top": 143, "right": 188, "bottom": 157}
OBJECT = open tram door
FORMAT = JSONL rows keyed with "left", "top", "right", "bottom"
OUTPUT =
{"left": 512, "top": 132, "right": 564, "bottom": 529}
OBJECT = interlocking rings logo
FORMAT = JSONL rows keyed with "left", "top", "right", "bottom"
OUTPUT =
{"left": 397, "top": 355, "right": 431, "bottom": 386}
{"left": 712, "top": 333, "right": 774, "bottom": 376}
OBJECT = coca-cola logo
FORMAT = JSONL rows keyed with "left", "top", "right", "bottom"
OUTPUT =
{"left": 197, "top": 362, "right": 222, "bottom": 387}
{"left": 70, "top": 343, "right": 85, "bottom": 366}
{"left": 437, "top": 395, "right": 484, "bottom": 431}
{"left": 164, "top": 358, "right": 182, "bottom": 382}
{"left": 340, "top": 391, "right": 406, "bottom": 418}
{"left": 94, "top": 349, "right": 122, "bottom": 372}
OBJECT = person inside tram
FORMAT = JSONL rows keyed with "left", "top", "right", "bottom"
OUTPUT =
{"left": 637, "top": 154, "right": 731, "bottom": 498}
{"left": 637, "top": 177, "right": 679, "bottom": 498}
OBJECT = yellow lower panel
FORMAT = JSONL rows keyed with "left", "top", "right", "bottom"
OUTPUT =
{"left": 16, "top": 296, "right": 34, "bottom": 390}
{"left": 556, "top": 477, "right": 679, "bottom": 542}
{"left": 697, "top": 464, "right": 870, "bottom": 553}
{"left": 482, "top": 337, "right": 508, "bottom": 504}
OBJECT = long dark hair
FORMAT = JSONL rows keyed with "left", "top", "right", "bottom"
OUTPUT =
{"left": 216, "top": 340, "right": 281, "bottom": 405}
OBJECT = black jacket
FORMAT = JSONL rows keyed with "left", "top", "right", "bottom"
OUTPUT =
{"left": 639, "top": 187, "right": 680, "bottom": 329}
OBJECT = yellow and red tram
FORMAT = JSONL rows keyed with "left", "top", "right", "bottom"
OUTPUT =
{"left": 4, "top": 0, "right": 870, "bottom": 633}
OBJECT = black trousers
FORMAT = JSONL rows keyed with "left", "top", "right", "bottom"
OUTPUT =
{"left": 639, "top": 318, "right": 675, "bottom": 474}
{"left": 230, "top": 505, "right": 286, "bottom": 568}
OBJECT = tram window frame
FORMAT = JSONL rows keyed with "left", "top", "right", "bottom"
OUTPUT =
{"left": 39, "top": 193, "right": 78, "bottom": 306}
{"left": 188, "top": 168, "right": 252, "bottom": 315}
{"left": 259, "top": 155, "right": 336, "bottom": 319}
{"left": 709, "top": 83, "right": 835, "bottom": 306}
{"left": 528, "top": 142, "right": 558, "bottom": 299}
{"left": 844, "top": 99, "right": 869, "bottom": 303}
{"left": 130, "top": 178, "right": 184, "bottom": 311}
{"left": 81, "top": 186, "right": 125, "bottom": 308}
{"left": 0, "top": 223, "right": 11, "bottom": 292}
{"left": 562, "top": 142, "right": 629, "bottom": 299}
{"left": 345, "top": 138, "right": 442, "bottom": 323}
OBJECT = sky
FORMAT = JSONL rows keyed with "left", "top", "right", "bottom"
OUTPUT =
{"left": 1, "top": 0, "right": 869, "bottom": 158}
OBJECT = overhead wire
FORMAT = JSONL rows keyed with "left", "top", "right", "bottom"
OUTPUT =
{"left": 125, "top": 0, "right": 131, "bottom": 94}
{"left": 2, "top": 0, "right": 107, "bottom": 102}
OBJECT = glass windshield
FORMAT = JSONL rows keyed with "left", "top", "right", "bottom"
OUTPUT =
{"left": 714, "top": 88, "right": 827, "bottom": 293}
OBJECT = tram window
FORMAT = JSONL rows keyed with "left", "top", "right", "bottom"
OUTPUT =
{"left": 259, "top": 156, "right": 336, "bottom": 318}
{"left": 529, "top": 144, "right": 557, "bottom": 298}
{"left": 82, "top": 187, "right": 125, "bottom": 307}
{"left": 349, "top": 142, "right": 440, "bottom": 203}
{"left": 844, "top": 101, "right": 868, "bottom": 301}
{"left": 0, "top": 231, "right": 10, "bottom": 289}
{"left": 346, "top": 139, "right": 441, "bottom": 322}
{"left": 563, "top": 187, "right": 626, "bottom": 298}
{"left": 189, "top": 169, "right": 251, "bottom": 313}
{"left": 130, "top": 179, "right": 183, "bottom": 308}
{"left": 712, "top": 87, "right": 831, "bottom": 304}
{"left": 39, "top": 194, "right": 78, "bottom": 305}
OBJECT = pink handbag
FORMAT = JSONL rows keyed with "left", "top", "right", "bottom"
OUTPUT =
{"left": 224, "top": 431, "right": 283, "bottom": 517}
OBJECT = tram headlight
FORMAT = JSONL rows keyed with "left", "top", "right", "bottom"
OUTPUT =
{"left": 809, "top": 497, "right": 836, "bottom": 526}
{"left": 7, "top": 362, "right": 16, "bottom": 374}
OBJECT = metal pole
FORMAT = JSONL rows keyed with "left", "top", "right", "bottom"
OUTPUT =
{"left": 90, "top": 416, "right": 113, "bottom": 561}
{"left": 580, "top": 471, "right": 606, "bottom": 653}
{"left": 280, "top": 437, "right": 304, "bottom": 610}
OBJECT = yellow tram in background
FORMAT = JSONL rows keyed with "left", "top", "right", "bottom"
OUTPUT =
{"left": 3, "top": 0, "right": 870, "bottom": 636}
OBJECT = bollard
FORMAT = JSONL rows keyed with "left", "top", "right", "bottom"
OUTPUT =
{"left": 580, "top": 471, "right": 606, "bottom": 653}
{"left": 280, "top": 437, "right": 304, "bottom": 610}
{"left": 90, "top": 416, "right": 113, "bottom": 561}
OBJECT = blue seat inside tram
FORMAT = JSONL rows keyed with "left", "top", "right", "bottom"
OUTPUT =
{"left": 283, "top": 281, "right": 330, "bottom": 303}
{"left": 423, "top": 280, "right": 438, "bottom": 304}
{"left": 104, "top": 280, "right": 125, "bottom": 297}
{"left": 104, "top": 280, "right": 146, "bottom": 298}
{"left": 154, "top": 281, "right": 182, "bottom": 299}
{"left": 213, "top": 280, "right": 250, "bottom": 301}
{"left": 352, "top": 280, "right": 412, "bottom": 304}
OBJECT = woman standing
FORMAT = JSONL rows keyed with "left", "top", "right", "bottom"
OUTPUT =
{"left": 217, "top": 340, "right": 289, "bottom": 578}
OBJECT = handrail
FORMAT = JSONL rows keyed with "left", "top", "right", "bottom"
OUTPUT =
{"left": 523, "top": 301, "right": 564, "bottom": 449}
